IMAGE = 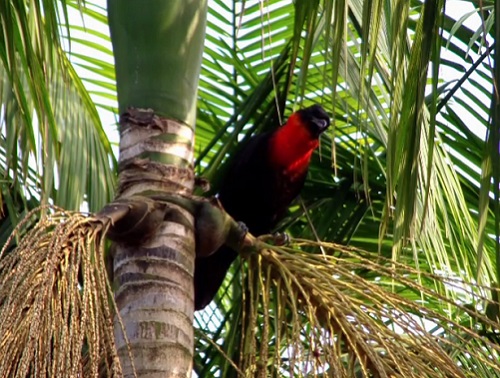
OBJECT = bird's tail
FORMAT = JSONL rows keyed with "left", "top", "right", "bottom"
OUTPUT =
{"left": 194, "top": 245, "right": 238, "bottom": 310}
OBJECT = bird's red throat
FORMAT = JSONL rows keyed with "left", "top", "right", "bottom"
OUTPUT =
{"left": 269, "top": 113, "right": 319, "bottom": 178}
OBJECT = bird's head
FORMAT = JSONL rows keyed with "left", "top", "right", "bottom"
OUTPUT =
{"left": 295, "top": 104, "right": 331, "bottom": 138}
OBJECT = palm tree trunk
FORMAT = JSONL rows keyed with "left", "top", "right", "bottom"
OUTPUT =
{"left": 107, "top": 0, "right": 207, "bottom": 375}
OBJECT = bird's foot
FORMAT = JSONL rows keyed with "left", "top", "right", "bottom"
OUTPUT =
{"left": 258, "top": 232, "right": 290, "bottom": 246}
{"left": 272, "top": 232, "right": 290, "bottom": 246}
{"left": 194, "top": 176, "right": 211, "bottom": 192}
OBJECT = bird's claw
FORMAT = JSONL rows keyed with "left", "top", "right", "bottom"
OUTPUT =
{"left": 258, "top": 232, "right": 290, "bottom": 246}
{"left": 194, "top": 176, "right": 211, "bottom": 193}
{"left": 272, "top": 232, "right": 290, "bottom": 246}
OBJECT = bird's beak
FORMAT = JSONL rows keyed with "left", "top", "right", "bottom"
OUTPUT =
{"left": 311, "top": 117, "right": 330, "bottom": 137}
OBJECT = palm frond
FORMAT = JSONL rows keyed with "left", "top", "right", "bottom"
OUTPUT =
{"left": 232, "top": 240, "right": 500, "bottom": 377}
{"left": 0, "top": 0, "right": 117, "bottom": 216}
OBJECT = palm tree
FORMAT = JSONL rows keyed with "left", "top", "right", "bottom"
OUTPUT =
{"left": 0, "top": 0, "right": 499, "bottom": 377}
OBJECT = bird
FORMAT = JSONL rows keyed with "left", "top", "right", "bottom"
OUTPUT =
{"left": 194, "top": 104, "right": 331, "bottom": 310}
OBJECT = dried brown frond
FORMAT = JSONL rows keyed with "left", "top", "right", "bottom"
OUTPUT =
{"left": 0, "top": 206, "right": 125, "bottom": 378}
{"left": 239, "top": 238, "right": 500, "bottom": 378}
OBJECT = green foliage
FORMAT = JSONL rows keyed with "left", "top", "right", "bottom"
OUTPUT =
{"left": 1, "top": 0, "right": 499, "bottom": 376}
{"left": 192, "top": 0, "right": 500, "bottom": 375}
{"left": 0, "top": 0, "right": 116, "bottom": 221}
